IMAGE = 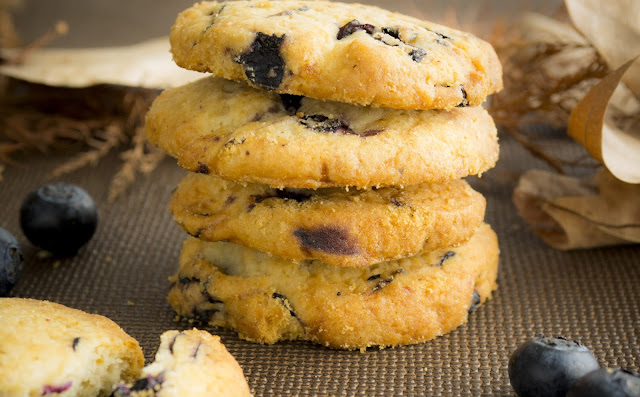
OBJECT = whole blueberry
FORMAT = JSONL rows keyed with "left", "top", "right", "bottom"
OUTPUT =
{"left": 567, "top": 368, "right": 640, "bottom": 397}
{"left": 0, "top": 228, "right": 23, "bottom": 296}
{"left": 20, "top": 183, "right": 98, "bottom": 256}
{"left": 508, "top": 335, "right": 600, "bottom": 397}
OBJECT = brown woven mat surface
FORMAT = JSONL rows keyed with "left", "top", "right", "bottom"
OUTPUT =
{"left": 2, "top": 133, "right": 639, "bottom": 396}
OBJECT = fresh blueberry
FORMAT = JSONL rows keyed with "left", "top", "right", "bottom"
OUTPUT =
{"left": 508, "top": 335, "right": 600, "bottom": 397}
{"left": 567, "top": 368, "right": 640, "bottom": 397}
{"left": 0, "top": 227, "right": 23, "bottom": 296}
{"left": 20, "top": 183, "right": 98, "bottom": 256}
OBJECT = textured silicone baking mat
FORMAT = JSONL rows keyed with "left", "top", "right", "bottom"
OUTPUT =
{"left": 2, "top": 133, "right": 639, "bottom": 396}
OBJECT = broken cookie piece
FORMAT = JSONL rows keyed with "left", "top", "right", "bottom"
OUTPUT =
{"left": 0, "top": 298, "right": 143, "bottom": 396}
{"left": 112, "top": 329, "right": 251, "bottom": 397}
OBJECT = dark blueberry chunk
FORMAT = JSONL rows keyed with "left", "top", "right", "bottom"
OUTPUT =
{"left": 193, "top": 308, "right": 218, "bottom": 321}
{"left": 367, "top": 274, "right": 381, "bottom": 281}
{"left": 567, "top": 368, "right": 640, "bottom": 397}
{"left": 509, "top": 335, "right": 600, "bottom": 397}
{"left": 131, "top": 373, "right": 165, "bottom": 392}
{"left": 299, "top": 114, "right": 355, "bottom": 135}
{"left": 196, "top": 163, "right": 210, "bottom": 175}
{"left": 437, "top": 251, "right": 456, "bottom": 267}
{"left": 456, "top": 86, "right": 469, "bottom": 107}
{"left": 169, "top": 334, "right": 179, "bottom": 354}
{"left": 238, "top": 32, "right": 286, "bottom": 90}
{"left": 294, "top": 226, "right": 358, "bottom": 255}
{"left": 192, "top": 341, "right": 203, "bottom": 358}
{"left": 468, "top": 290, "right": 481, "bottom": 313}
{"left": 409, "top": 47, "right": 426, "bottom": 63}
{"left": 390, "top": 198, "right": 405, "bottom": 207}
{"left": 372, "top": 277, "right": 394, "bottom": 293}
{"left": 20, "top": 183, "right": 98, "bottom": 256}
{"left": 248, "top": 190, "right": 278, "bottom": 211}
{"left": 382, "top": 26, "right": 400, "bottom": 39}
{"left": 178, "top": 276, "right": 201, "bottom": 285}
{"left": 337, "top": 20, "right": 376, "bottom": 39}
{"left": 72, "top": 337, "right": 80, "bottom": 351}
{"left": 225, "top": 196, "right": 236, "bottom": 205}
{"left": 272, "top": 292, "right": 296, "bottom": 317}
{"left": 360, "top": 128, "right": 384, "bottom": 137}
{"left": 280, "top": 94, "right": 303, "bottom": 114}
{"left": 276, "top": 188, "right": 313, "bottom": 202}
{"left": 0, "top": 228, "right": 23, "bottom": 296}
{"left": 43, "top": 382, "right": 72, "bottom": 395}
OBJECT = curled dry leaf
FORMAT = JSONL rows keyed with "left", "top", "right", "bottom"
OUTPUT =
{"left": 568, "top": 57, "right": 640, "bottom": 183}
{"left": 565, "top": 0, "right": 640, "bottom": 96}
{"left": 563, "top": 0, "right": 640, "bottom": 183}
{"left": 513, "top": 169, "right": 640, "bottom": 249}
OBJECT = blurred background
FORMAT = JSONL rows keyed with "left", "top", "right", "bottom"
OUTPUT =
{"left": 7, "top": 0, "right": 562, "bottom": 47}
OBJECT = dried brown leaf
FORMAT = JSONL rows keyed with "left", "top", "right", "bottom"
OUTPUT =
{"left": 514, "top": 168, "right": 640, "bottom": 249}
{"left": 568, "top": 57, "right": 640, "bottom": 183}
{"left": 565, "top": 0, "right": 640, "bottom": 96}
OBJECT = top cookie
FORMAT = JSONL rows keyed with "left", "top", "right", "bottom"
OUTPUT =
{"left": 170, "top": 0, "right": 503, "bottom": 110}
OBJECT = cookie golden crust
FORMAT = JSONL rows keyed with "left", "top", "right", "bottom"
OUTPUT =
{"left": 0, "top": 298, "right": 144, "bottom": 397}
{"left": 170, "top": 173, "right": 486, "bottom": 267}
{"left": 168, "top": 224, "right": 499, "bottom": 350}
{"left": 145, "top": 77, "right": 499, "bottom": 189}
{"left": 170, "top": 1, "right": 502, "bottom": 110}
{"left": 113, "top": 329, "right": 252, "bottom": 397}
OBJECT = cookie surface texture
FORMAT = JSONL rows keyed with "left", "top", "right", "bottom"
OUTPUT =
{"left": 0, "top": 298, "right": 144, "bottom": 397}
{"left": 112, "top": 329, "right": 252, "bottom": 397}
{"left": 168, "top": 223, "right": 499, "bottom": 350}
{"left": 170, "top": 173, "right": 486, "bottom": 267}
{"left": 146, "top": 77, "right": 499, "bottom": 189}
{"left": 170, "top": 0, "right": 502, "bottom": 110}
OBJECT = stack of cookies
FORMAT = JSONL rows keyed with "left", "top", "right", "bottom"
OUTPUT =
{"left": 146, "top": 0, "right": 502, "bottom": 350}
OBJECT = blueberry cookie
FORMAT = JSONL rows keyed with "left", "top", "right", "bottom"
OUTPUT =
{"left": 0, "top": 298, "right": 144, "bottom": 396}
{"left": 112, "top": 329, "right": 251, "bottom": 397}
{"left": 170, "top": 173, "right": 485, "bottom": 268}
{"left": 170, "top": 0, "right": 502, "bottom": 110}
{"left": 146, "top": 77, "right": 499, "bottom": 189}
{"left": 168, "top": 223, "right": 499, "bottom": 350}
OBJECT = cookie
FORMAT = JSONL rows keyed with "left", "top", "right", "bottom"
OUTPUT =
{"left": 168, "top": 223, "right": 499, "bottom": 350}
{"left": 170, "top": 173, "right": 485, "bottom": 268}
{"left": 0, "top": 298, "right": 144, "bottom": 396}
{"left": 169, "top": 0, "right": 502, "bottom": 110}
{"left": 145, "top": 77, "right": 499, "bottom": 189}
{"left": 112, "top": 329, "right": 252, "bottom": 397}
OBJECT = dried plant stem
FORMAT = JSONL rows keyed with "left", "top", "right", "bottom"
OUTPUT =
{"left": 50, "top": 124, "right": 125, "bottom": 177}
{"left": 10, "top": 21, "right": 68, "bottom": 65}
